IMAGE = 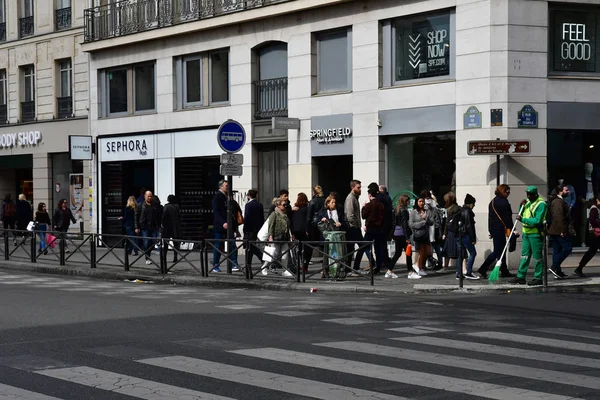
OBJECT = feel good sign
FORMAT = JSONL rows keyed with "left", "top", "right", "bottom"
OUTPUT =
{"left": 0, "top": 131, "right": 42, "bottom": 149}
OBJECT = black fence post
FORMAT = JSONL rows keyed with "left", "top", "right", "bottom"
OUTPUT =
{"left": 160, "top": 238, "right": 167, "bottom": 274}
{"left": 370, "top": 242, "right": 374, "bottom": 286}
{"left": 200, "top": 240, "right": 205, "bottom": 277}
{"left": 244, "top": 239, "right": 251, "bottom": 280}
{"left": 31, "top": 231, "right": 36, "bottom": 263}
{"left": 4, "top": 232, "right": 9, "bottom": 260}
{"left": 124, "top": 239, "right": 130, "bottom": 271}
{"left": 59, "top": 233, "right": 66, "bottom": 266}
{"left": 203, "top": 241, "right": 209, "bottom": 276}
{"left": 90, "top": 234, "right": 97, "bottom": 269}
{"left": 296, "top": 241, "right": 301, "bottom": 283}
{"left": 543, "top": 222, "right": 548, "bottom": 290}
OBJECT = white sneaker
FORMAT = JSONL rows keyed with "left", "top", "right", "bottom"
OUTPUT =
{"left": 385, "top": 271, "right": 398, "bottom": 279}
{"left": 282, "top": 270, "right": 293, "bottom": 277}
{"left": 412, "top": 263, "right": 420, "bottom": 274}
{"left": 145, "top": 259, "right": 152, "bottom": 265}
{"left": 418, "top": 269, "right": 427, "bottom": 276}
{"left": 261, "top": 267, "right": 269, "bottom": 276}
{"left": 232, "top": 265, "right": 241, "bottom": 272}
{"left": 408, "top": 271, "right": 421, "bottom": 279}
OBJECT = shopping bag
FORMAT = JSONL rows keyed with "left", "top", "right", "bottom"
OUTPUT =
{"left": 387, "top": 241, "right": 395, "bottom": 258}
{"left": 257, "top": 217, "right": 270, "bottom": 241}
{"left": 262, "top": 244, "right": 277, "bottom": 262}
{"left": 26, "top": 221, "right": 36, "bottom": 231}
{"left": 47, "top": 234, "right": 57, "bottom": 248}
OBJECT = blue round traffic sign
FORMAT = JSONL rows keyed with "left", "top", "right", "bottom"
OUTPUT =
{"left": 217, "top": 120, "right": 246, "bottom": 153}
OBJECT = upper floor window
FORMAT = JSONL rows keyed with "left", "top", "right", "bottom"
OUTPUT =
{"left": 21, "top": 65, "right": 35, "bottom": 122}
{"left": 0, "top": 0, "right": 6, "bottom": 42}
{"left": 549, "top": 5, "right": 600, "bottom": 74}
{"left": 382, "top": 10, "right": 455, "bottom": 86}
{"left": 101, "top": 62, "right": 156, "bottom": 117}
{"left": 174, "top": 49, "right": 229, "bottom": 109}
{"left": 56, "top": 0, "right": 71, "bottom": 30}
{"left": 0, "top": 69, "right": 7, "bottom": 124}
{"left": 19, "top": 0, "right": 34, "bottom": 38}
{"left": 57, "top": 59, "right": 73, "bottom": 118}
{"left": 314, "top": 28, "right": 352, "bottom": 94}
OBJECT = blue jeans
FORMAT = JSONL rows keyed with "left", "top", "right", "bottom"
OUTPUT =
{"left": 365, "top": 232, "right": 386, "bottom": 270}
{"left": 37, "top": 224, "right": 47, "bottom": 250}
{"left": 141, "top": 228, "right": 159, "bottom": 259}
{"left": 346, "top": 227, "right": 371, "bottom": 270}
{"left": 478, "top": 232, "right": 509, "bottom": 274}
{"left": 458, "top": 234, "right": 477, "bottom": 276}
{"left": 213, "top": 231, "right": 238, "bottom": 267}
{"left": 551, "top": 235, "right": 572, "bottom": 274}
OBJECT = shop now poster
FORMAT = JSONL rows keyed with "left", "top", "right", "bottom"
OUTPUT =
{"left": 69, "top": 174, "right": 84, "bottom": 227}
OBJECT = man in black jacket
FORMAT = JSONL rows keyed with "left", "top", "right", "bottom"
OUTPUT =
{"left": 243, "top": 190, "right": 264, "bottom": 265}
{"left": 211, "top": 180, "right": 239, "bottom": 272}
{"left": 477, "top": 184, "right": 516, "bottom": 278}
{"left": 304, "top": 185, "right": 325, "bottom": 269}
{"left": 135, "top": 190, "right": 161, "bottom": 264}
{"left": 458, "top": 194, "right": 479, "bottom": 280}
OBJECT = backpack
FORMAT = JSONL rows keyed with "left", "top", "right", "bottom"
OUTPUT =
{"left": 3, "top": 201, "right": 16, "bottom": 218}
{"left": 545, "top": 197, "right": 556, "bottom": 228}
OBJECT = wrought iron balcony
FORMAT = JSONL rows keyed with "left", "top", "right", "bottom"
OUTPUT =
{"left": 57, "top": 96, "right": 73, "bottom": 118}
{"left": 254, "top": 77, "right": 288, "bottom": 119}
{"left": 55, "top": 7, "right": 72, "bottom": 31}
{"left": 21, "top": 101, "right": 35, "bottom": 122}
{"left": 84, "top": 0, "right": 294, "bottom": 42}
{"left": 19, "top": 16, "right": 34, "bottom": 39}
{"left": 0, "top": 23, "right": 6, "bottom": 42}
{"left": 0, "top": 104, "right": 7, "bottom": 125}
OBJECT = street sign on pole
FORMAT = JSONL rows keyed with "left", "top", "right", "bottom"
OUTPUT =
{"left": 220, "top": 153, "right": 243, "bottom": 166}
{"left": 467, "top": 140, "right": 530, "bottom": 156}
{"left": 217, "top": 119, "right": 246, "bottom": 153}
{"left": 219, "top": 164, "right": 243, "bottom": 176}
{"left": 272, "top": 117, "right": 300, "bottom": 130}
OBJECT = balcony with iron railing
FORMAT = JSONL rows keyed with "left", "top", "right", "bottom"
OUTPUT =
{"left": 19, "top": 16, "right": 34, "bottom": 38}
{"left": 254, "top": 77, "right": 288, "bottom": 119}
{"left": 0, "top": 22, "right": 6, "bottom": 42}
{"left": 0, "top": 104, "right": 7, "bottom": 125}
{"left": 56, "top": 7, "right": 72, "bottom": 30}
{"left": 57, "top": 96, "right": 73, "bottom": 118}
{"left": 84, "top": 0, "right": 295, "bottom": 42}
{"left": 21, "top": 101, "right": 35, "bottom": 122}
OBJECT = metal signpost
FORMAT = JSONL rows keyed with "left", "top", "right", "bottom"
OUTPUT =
{"left": 217, "top": 120, "right": 246, "bottom": 274}
{"left": 467, "top": 139, "right": 531, "bottom": 186}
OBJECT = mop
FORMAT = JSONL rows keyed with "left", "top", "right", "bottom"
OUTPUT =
{"left": 488, "top": 206, "right": 523, "bottom": 283}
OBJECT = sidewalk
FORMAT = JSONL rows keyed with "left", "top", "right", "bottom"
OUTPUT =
{"left": 1, "top": 239, "right": 599, "bottom": 293}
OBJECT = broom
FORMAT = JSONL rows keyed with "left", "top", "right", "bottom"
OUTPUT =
{"left": 488, "top": 205, "right": 523, "bottom": 283}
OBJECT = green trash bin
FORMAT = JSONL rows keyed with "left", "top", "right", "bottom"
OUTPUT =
{"left": 322, "top": 230, "right": 347, "bottom": 279}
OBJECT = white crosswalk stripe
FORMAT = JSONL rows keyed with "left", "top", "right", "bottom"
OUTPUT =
{"left": 139, "top": 355, "right": 409, "bottom": 400}
{"left": 529, "top": 327, "right": 600, "bottom": 340}
{"left": 0, "top": 382, "right": 64, "bottom": 400}
{"left": 316, "top": 341, "right": 600, "bottom": 391}
{"left": 230, "top": 347, "right": 581, "bottom": 400}
{"left": 36, "top": 366, "right": 235, "bottom": 400}
{"left": 468, "top": 331, "right": 600, "bottom": 353}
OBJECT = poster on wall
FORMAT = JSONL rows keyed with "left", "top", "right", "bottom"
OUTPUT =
{"left": 552, "top": 10, "right": 597, "bottom": 73}
{"left": 69, "top": 174, "right": 84, "bottom": 226}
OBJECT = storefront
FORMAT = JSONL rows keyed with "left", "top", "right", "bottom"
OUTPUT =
{"left": 379, "top": 105, "right": 456, "bottom": 204}
{"left": 310, "top": 114, "right": 354, "bottom": 197}
{"left": 97, "top": 128, "right": 222, "bottom": 241}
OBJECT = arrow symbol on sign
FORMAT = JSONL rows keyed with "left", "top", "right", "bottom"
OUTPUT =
{"left": 409, "top": 60, "right": 420, "bottom": 69}
{"left": 409, "top": 34, "right": 421, "bottom": 43}
{"left": 409, "top": 48, "right": 419, "bottom": 57}
{"left": 519, "top": 144, "right": 528, "bottom": 150}
{"left": 409, "top": 42, "right": 420, "bottom": 51}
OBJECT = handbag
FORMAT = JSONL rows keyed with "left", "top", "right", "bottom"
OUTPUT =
{"left": 46, "top": 234, "right": 57, "bottom": 248}
{"left": 262, "top": 244, "right": 277, "bottom": 262}
{"left": 236, "top": 211, "right": 244, "bottom": 225}
{"left": 491, "top": 198, "right": 511, "bottom": 238}
{"left": 26, "top": 221, "right": 36, "bottom": 231}
{"left": 257, "top": 216, "right": 271, "bottom": 241}
{"left": 413, "top": 226, "right": 428, "bottom": 241}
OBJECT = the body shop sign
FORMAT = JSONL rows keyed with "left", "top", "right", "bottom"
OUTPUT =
{"left": 552, "top": 9, "right": 597, "bottom": 72}
{"left": 0, "top": 131, "right": 42, "bottom": 149}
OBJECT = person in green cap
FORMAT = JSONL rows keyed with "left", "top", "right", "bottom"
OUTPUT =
{"left": 512, "top": 186, "right": 547, "bottom": 286}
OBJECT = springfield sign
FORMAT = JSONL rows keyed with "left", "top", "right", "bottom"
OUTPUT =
{"left": 0, "top": 131, "right": 42, "bottom": 149}
{"left": 310, "top": 127, "right": 352, "bottom": 144}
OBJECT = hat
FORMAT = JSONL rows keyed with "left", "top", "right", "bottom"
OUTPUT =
{"left": 525, "top": 186, "right": 538, "bottom": 195}
{"left": 464, "top": 193, "right": 476, "bottom": 205}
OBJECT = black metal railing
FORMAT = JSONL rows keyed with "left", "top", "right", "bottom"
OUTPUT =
{"left": 0, "top": 22, "right": 6, "bottom": 42}
{"left": 55, "top": 7, "right": 72, "bottom": 30}
{"left": 254, "top": 77, "right": 288, "bottom": 119}
{"left": 57, "top": 96, "right": 73, "bottom": 118}
{"left": 84, "top": 0, "right": 294, "bottom": 42}
{"left": 20, "top": 101, "right": 35, "bottom": 122}
{"left": 0, "top": 104, "right": 7, "bottom": 125}
{"left": 19, "top": 16, "right": 34, "bottom": 38}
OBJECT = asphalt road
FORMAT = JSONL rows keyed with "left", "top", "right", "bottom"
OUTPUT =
{"left": 1, "top": 271, "right": 600, "bottom": 399}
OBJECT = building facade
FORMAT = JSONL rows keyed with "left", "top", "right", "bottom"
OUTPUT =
{"left": 0, "top": 0, "right": 90, "bottom": 229}
{"left": 82, "top": 0, "right": 600, "bottom": 260}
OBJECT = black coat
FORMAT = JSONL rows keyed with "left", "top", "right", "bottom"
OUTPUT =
{"left": 16, "top": 200, "right": 32, "bottom": 229}
{"left": 212, "top": 190, "right": 227, "bottom": 233}
{"left": 488, "top": 195, "right": 513, "bottom": 235}
{"left": 53, "top": 207, "right": 76, "bottom": 232}
{"left": 307, "top": 196, "right": 325, "bottom": 230}
{"left": 317, "top": 207, "right": 348, "bottom": 231}
{"left": 162, "top": 203, "right": 181, "bottom": 239}
{"left": 135, "top": 201, "right": 161, "bottom": 230}
{"left": 243, "top": 199, "right": 264, "bottom": 234}
{"left": 459, "top": 206, "right": 477, "bottom": 241}
{"left": 292, "top": 206, "right": 309, "bottom": 233}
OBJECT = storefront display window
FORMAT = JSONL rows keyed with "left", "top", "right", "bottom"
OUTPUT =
{"left": 52, "top": 153, "right": 83, "bottom": 218}
{"left": 550, "top": 6, "right": 600, "bottom": 73}
{"left": 393, "top": 11, "right": 452, "bottom": 82}
{"left": 387, "top": 133, "right": 455, "bottom": 205}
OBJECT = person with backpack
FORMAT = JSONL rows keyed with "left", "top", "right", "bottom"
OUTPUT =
{"left": 547, "top": 184, "right": 573, "bottom": 279}
{"left": 1, "top": 194, "right": 17, "bottom": 245}
{"left": 512, "top": 186, "right": 547, "bottom": 286}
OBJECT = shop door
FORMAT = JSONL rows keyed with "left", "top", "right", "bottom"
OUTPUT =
{"left": 175, "top": 157, "right": 221, "bottom": 241}
{"left": 315, "top": 155, "right": 353, "bottom": 198}
{"left": 257, "top": 143, "right": 288, "bottom": 212}
{"left": 101, "top": 160, "right": 154, "bottom": 245}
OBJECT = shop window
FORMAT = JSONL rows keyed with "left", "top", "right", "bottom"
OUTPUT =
{"left": 57, "top": 59, "right": 73, "bottom": 118}
{"left": 0, "top": 69, "right": 7, "bottom": 124}
{"left": 174, "top": 49, "right": 229, "bottom": 109}
{"left": 382, "top": 11, "right": 454, "bottom": 86}
{"left": 101, "top": 62, "right": 156, "bottom": 117}
{"left": 314, "top": 28, "right": 352, "bottom": 94}
{"left": 20, "top": 65, "right": 35, "bottom": 122}
{"left": 549, "top": 6, "right": 600, "bottom": 74}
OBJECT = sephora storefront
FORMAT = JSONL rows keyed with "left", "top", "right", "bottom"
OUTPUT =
{"left": 97, "top": 129, "right": 222, "bottom": 242}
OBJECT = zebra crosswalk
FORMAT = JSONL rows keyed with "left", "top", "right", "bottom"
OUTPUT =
{"left": 0, "top": 321, "right": 599, "bottom": 399}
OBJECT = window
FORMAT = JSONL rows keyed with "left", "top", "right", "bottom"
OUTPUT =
{"left": 22, "top": 0, "right": 33, "bottom": 17}
{"left": 102, "top": 62, "right": 156, "bottom": 116}
{"left": 56, "top": 0, "right": 72, "bottom": 30}
{"left": 21, "top": 65, "right": 35, "bottom": 122}
{"left": 57, "top": 0, "right": 70, "bottom": 8}
{"left": 383, "top": 11, "right": 454, "bottom": 85}
{"left": 0, "top": 69, "right": 7, "bottom": 123}
{"left": 315, "top": 29, "right": 352, "bottom": 93}
{"left": 19, "top": 0, "right": 34, "bottom": 38}
{"left": 210, "top": 50, "right": 229, "bottom": 103}
{"left": 0, "top": 0, "right": 6, "bottom": 42}
{"left": 57, "top": 59, "right": 72, "bottom": 118}
{"left": 549, "top": 6, "right": 600, "bottom": 74}
{"left": 59, "top": 59, "right": 72, "bottom": 97}
{"left": 175, "top": 49, "right": 229, "bottom": 109}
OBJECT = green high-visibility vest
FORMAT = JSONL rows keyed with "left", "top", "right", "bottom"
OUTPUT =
{"left": 522, "top": 197, "right": 546, "bottom": 235}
